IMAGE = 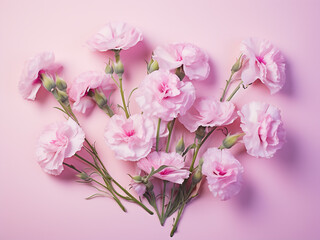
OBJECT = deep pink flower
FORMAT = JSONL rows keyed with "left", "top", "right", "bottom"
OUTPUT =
{"left": 135, "top": 70, "right": 195, "bottom": 121}
{"left": 87, "top": 22, "right": 143, "bottom": 51}
{"left": 153, "top": 43, "right": 210, "bottom": 81}
{"left": 202, "top": 148, "right": 244, "bottom": 200}
{"left": 36, "top": 119, "right": 85, "bottom": 176}
{"left": 19, "top": 52, "right": 62, "bottom": 100}
{"left": 240, "top": 38, "right": 286, "bottom": 94}
{"left": 179, "top": 97, "right": 237, "bottom": 132}
{"left": 68, "top": 71, "right": 116, "bottom": 114}
{"left": 238, "top": 102, "right": 286, "bottom": 158}
{"left": 104, "top": 114, "right": 155, "bottom": 161}
{"left": 137, "top": 151, "right": 190, "bottom": 184}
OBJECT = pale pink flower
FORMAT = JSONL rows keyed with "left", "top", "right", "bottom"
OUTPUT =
{"left": 68, "top": 71, "right": 116, "bottom": 114}
{"left": 135, "top": 70, "right": 195, "bottom": 121}
{"left": 153, "top": 43, "right": 210, "bottom": 81}
{"left": 137, "top": 151, "right": 190, "bottom": 184}
{"left": 202, "top": 148, "right": 244, "bottom": 201}
{"left": 240, "top": 38, "right": 286, "bottom": 94}
{"left": 104, "top": 114, "right": 155, "bottom": 161}
{"left": 87, "top": 22, "right": 143, "bottom": 51}
{"left": 36, "top": 118, "right": 85, "bottom": 176}
{"left": 179, "top": 97, "right": 237, "bottom": 132}
{"left": 238, "top": 102, "right": 286, "bottom": 158}
{"left": 19, "top": 52, "right": 62, "bottom": 100}
{"left": 131, "top": 181, "right": 146, "bottom": 197}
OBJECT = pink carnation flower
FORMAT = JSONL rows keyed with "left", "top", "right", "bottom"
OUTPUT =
{"left": 202, "top": 148, "right": 244, "bottom": 201}
{"left": 179, "top": 97, "right": 237, "bottom": 132}
{"left": 104, "top": 114, "right": 155, "bottom": 161}
{"left": 240, "top": 38, "right": 286, "bottom": 94}
{"left": 19, "top": 52, "right": 62, "bottom": 100}
{"left": 36, "top": 118, "right": 85, "bottom": 176}
{"left": 87, "top": 22, "right": 143, "bottom": 51}
{"left": 135, "top": 70, "right": 195, "bottom": 121}
{"left": 68, "top": 71, "right": 116, "bottom": 114}
{"left": 131, "top": 181, "right": 146, "bottom": 197}
{"left": 153, "top": 43, "right": 210, "bottom": 81}
{"left": 137, "top": 151, "right": 190, "bottom": 184}
{"left": 238, "top": 102, "right": 286, "bottom": 158}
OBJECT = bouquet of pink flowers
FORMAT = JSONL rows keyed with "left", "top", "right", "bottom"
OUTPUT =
{"left": 19, "top": 22, "right": 286, "bottom": 236}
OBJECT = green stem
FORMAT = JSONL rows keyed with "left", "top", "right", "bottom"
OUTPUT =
{"left": 226, "top": 81, "right": 243, "bottom": 101}
{"left": 166, "top": 119, "right": 176, "bottom": 153}
{"left": 119, "top": 77, "right": 130, "bottom": 118}
{"left": 170, "top": 202, "right": 186, "bottom": 237}
{"left": 160, "top": 181, "right": 167, "bottom": 225}
{"left": 220, "top": 72, "right": 235, "bottom": 102}
{"left": 156, "top": 118, "right": 161, "bottom": 152}
{"left": 112, "top": 179, "right": 154, "bottom": 215}
{"left": 189, "top": 127, "right": 217, "bottom": 172}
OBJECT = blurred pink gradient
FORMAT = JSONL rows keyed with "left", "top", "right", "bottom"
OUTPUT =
{"left": 1, "top": 0, "right": 320, "bottom": 239}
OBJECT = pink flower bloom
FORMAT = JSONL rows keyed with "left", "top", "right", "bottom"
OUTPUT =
{"left": 68, "top": 71, "right": 116, "bottom": 114}
{"left": 87, "top": 22, "right": 143, "bottom": 51}
{"left": 135, "top": 70, "right": 195, "bottom": 121}
{"left": 202, "top": 148, "right": 244, "bottom": 201}
{"left": 238, "top": 102, "right": 286, "bottom": 158}
{"left": 36, "top": 119, "right": 85, "bottom": 176}
{"left": 19, "top": 52, "right": 62, "bottom": 100}
{"left": 153, "top": 43, "right": 210, "bottom": 81}
{"left": 137, "top": 151, "right": 190, "bottom": 184}
{"left": 104, "top": 114, "right": 155, "bottom": 161}
{"left": 179, "top": 97, "right": 237, "bottom": 132}
{"left": 240, "top": 38, "right": 286, "bottom": 94}
{"left": 131, "top": 181, "right": 146, "bottom": 197}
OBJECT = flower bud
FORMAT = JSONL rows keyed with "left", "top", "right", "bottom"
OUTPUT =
{"left": 114, "top": 60, "right": 124, "bottom": 76}
{"left": 76, "top": 172, "right": 90, "bottom": 181}
{"left": 195, "top": 126, "right": 206, "bottom": 141}
{"left": 93, "top": 90, "right": 108, "bottom": 109}
{"left": 53, "top": 88, "right": 69, "bottom": 105}
{"left": 231, "top": 55, "right": 243, "bottom": 73}
{"left": 175, "top": 137, "right": 185, "bottom": 154}
{"left": 55, "top": 76, "right": 67, "bottom": 91}
{"left": 220, "top": 132, "right": 245, "bottom": 149}
{"left": 105, "top": 62, "right": 114, "bottom": 75}
{"left": 41, "top": 74, "right": 55, "bottom": 92}
{"left": 192, "top": 168, "right": 203, "bottom": 185}
{"left": 147, "top": 59, "right": 159, "bottom": 74}
{"left": 132, "top": 175, "right": 143, "bottom": 183}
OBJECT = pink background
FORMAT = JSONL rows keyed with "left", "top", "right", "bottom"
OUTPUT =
{"left": 1, "top": 0, "right": 320, "bottom": 239}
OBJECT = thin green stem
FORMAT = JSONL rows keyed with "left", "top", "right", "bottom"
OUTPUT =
{"left": 170, "top": 202, "right": 186, "bottom": 237}
{"left": 166, "top": 119, "right": 176, "bottom": 153}
{"left": 189, "top": 127, "right": 217, "bottom": 172}
{"left": 226, "top": 81, "right": 243, "bottom": 101}
{"left": 119, "top": 77, "right": 130, "bottom": 118}
{"left": 112, "top": 179, "right": 154, "bottom": 215}
{"left": 160, "top": 181, "right": 167, "bottom": 225}
{"left": 63, "top": 162, "right": 81, "bottom": 173}
{"left": 156, "top": 118, "right": 161, "bottom": 152}
{"left": 220, "top": 72, "right": 235, "bottom": 102}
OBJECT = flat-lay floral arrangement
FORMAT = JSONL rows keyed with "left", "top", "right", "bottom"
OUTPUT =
{"left": 19, "top": 22, "right": 286, "bottom": 236}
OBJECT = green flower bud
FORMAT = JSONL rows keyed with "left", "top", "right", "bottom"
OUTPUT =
{"left": 93, "top": 90, "right": 108, "bottom": 109}
{"left": 132, "top": 175, "right": 143, "bottom": 183}
{"left": 192, "top": 168, "right": 203, "bottom": 185}
{"left": 114, "top": 60, "right": 124, "bottom": 76}
{"left": 105, "top": 63, "right": 114, "bottom": 75}
{"left": 175, "top": 137, "right": 185, "bottom": 154}
{"left": 220, "top": 132, "right": 245, "bottom": 149}
{"left": 41, "top": 74, "right": 55, "bottom": 92}
{"left": 53, "top": 88, "right": 69, "bottom": 105}
{"left": 231, "top": 55, "right": 243, "bottom": 73}
{"left": 195, "top": 126, "right": 206, "bottom": 141}
{"left": 56, "top": 76, "right": 67, "bottom": 91}
{"left": 147, "top": 59, "right": 159, "bottom": 74}
{"left": 76, "top": 172, "right": 90, "bottom": 181}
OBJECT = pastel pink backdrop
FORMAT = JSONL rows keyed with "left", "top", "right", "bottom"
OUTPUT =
{"left": 1, "top": 0, "right": 320, "bottom": 239}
